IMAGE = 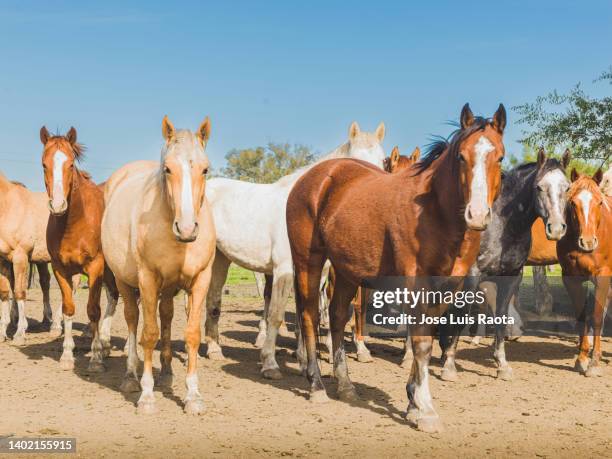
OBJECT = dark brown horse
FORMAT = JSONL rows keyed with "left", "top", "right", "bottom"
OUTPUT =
{"left": 557, "top": 169, "right": 611, "bottom": 377}
{"left": 287, "top": 104, "right": 506, "bottom": 432}
{"left": 40, "top": 127, "right": 119, "bottom": 372}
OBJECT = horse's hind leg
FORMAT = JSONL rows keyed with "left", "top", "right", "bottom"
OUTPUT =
{"left": 585, "top": 276, "right": 610, "bottom": 377}
{"left": 84, "top": 255, "right": 106, "bottom": 373}
{"left": 329, "top": 274, "right": 359, "bottom": 402}
{"left": 352, "top": 288, "right": 373, "bottom": 363}
{"left": 562, "top": 275, "right": 589, "bottom": 373}
{"left": 118, "top": 279, "right": 141, "bottom": 393}
{"left": 255, "top": 274, "right": 273, "bottom": 349}
{"left": 158, "top": 291, "right": 175, "bottom": 387}
{"left": 0, "top": 264, "right": 11, "bottom": 342}
{"left": 36, "top": 262, "right": 62, "bottom": 336}
{"left": 261, "top": 268, "right": 292, "bottom": 379}
{"left": 204, "top": 249, "right": 230, "bottom": 360}
{"left": 11, "top": 251, "right": 29, "bottom": 346}
{"left": 492, "top": 276, "right": 522, "bottom": 381}
{"left": 137, "top": 269, "right": 160, "bottom": 414}
{"left": 99, "top": 265, "right": 120, "bottom": 356}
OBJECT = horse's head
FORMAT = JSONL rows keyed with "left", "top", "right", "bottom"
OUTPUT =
{"left": 567, "top": 168, "right": 605, "bottom": 252}
{"left": 533, "top": 148, "right": 571, "bottom": 240}
{"left": 347, "top": 121, "right": 386, "bottom": 168}
{"left": 599, "top": 166, "right": 612, "bottom": 197}
{"left": 160, "top": 115, "right": 211, "bottom": 243}
{"left": 384, "top": 146, "right": 420, "bottom": 173}
{"left": 455, "top": 103, "right": 506, "bottom": 230}
{"left": 40, "top": 126, "right": 85, "bottom": 216}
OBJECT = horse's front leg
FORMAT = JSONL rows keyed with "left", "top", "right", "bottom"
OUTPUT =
{"left": 585, "top": 275, "right": 610, "bottom": 377}
{"left": 84, "top": 256, "right": 105, "bottom": 373}
{"left": 11, "top": 251, "right": 29, "bottom": 346}
{"left": 352, "top": 288, "right": 373, "bottom": 363}
{"left": 562, "top": 275, "right": 589, "bottom": 373}
{"left": 137, "top": 269, "right": 160, "bottom": 414}
{"left": 204, "top": 249, "right": 230, "bottom": 360}
{"left": 406, "top": 329, "right": 442, "bottom": 433}
{"left": 184, "top": 265, "right": 213, "bottom": 415}
{"left": 492, "top": 276, "right": 522, "bottom": 381}
{"left": 0, "top": 266, "right": 11, "bottom": 343}
{"left": 53, "top": 265, "right": 76, "bottom": 370}
{"left": 117, "top": 278, "right": 141, "bottom": 394}
{"left": 157, "top": 291, "right": 174, "bottom": 388}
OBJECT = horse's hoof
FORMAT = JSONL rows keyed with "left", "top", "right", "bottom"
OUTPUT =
{"left": 417, "top": 416, "right": 444, "bottom": 434}
{"left": 0, "top": 334, "right": 6, "bottom": 343}
{"left": 120, "top": 377, "right": 142, "bottom": 393}
{"left": 184, "top": 399, "right": 205, "bottom": 415}
{"left": 137, "top": 400, "right": 157, "bottom": 415}
{"left": 497, "top": 366, "right": 513, "bottom": 381}
{"left": 338, "top": 387, "right": 360, "bottom": 403}
{"left": 59, "top": 358, "right": 75, "bottom": 371}
{"left": 574, "top": 358, "right": 589, "bottom": 374}
{"left": 441, "top": 367, "right": 458, "bottom": 382}
{"left": 309, "top": 390, "right": 330, "bottom": 403}
{"left": 87, "top": 361, "right": 106, "bottom": 373}
{"left": 357, "top": 351, "right": 373, "bottom": 363}
{"left": 262, "top": 368, "right": 283, "bottom": 380}
{"left": 471, "top": 336, "right": 481, "bottom": 345}
{"left": 400, "top": 357, "right": 412, "bottom": 368}
{"left": 585, "top": 365, "right": 603, "bottom": 378}
{"left": 207, "top": 350, "right": 225, "bottom": 361}
{"left": 49, "top": 327, "right": 62, "bottom": 339}
{"left": 254, "top": 333, "right": 266, "bottom": 349}
{"left": 11, "top": 335, "right": 26, "bottom": 347}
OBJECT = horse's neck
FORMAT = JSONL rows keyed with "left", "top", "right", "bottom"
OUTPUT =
{"left": 428, "top": 151, "right": 465, "bottom": 228}
{"left": 501, "top": 170, "right": 538, "bottom": 234}
{"left": 322, "top": 143, "right": 349, "bottom": 161}
{"left": 62, "top": 172, "right": 90, "bottom": 226}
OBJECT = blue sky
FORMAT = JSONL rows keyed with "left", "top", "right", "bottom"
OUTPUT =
{"left": 0, "top": 0, "right": 610, "bottom": 190}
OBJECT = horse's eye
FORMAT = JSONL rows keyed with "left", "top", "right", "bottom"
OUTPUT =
{"left": 164, "top": 166, "right": 171, "bottom": 174}
{"left": 498, "top": 156, "right": 504, "bottom": 163}
{"left": 565, "top": 186, "right": 570, "bottom": 192}
{"left": 203, "top": 168, "right": 208, "bottom": 176}
{"left": 537, "top": 185, "right": 543, "bottom": 192}
{"left": 458, "top": 155, "right": 466, "bottom": 163}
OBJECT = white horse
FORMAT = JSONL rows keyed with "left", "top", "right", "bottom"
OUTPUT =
{"left": 205, "top": 122, "right": 386, "bottom": 379}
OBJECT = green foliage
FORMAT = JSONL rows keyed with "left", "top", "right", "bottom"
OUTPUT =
{"left": 221, "top": 142, "right": 317, "bottom": 183}
{"left": 506, "top": 144, "right": 600, "bottom": 175}
{"left": 513, "top": 67, "right": 612, "bottom": 163}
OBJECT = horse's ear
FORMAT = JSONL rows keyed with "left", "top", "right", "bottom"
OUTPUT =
{"left": 197, "top": 116, "right": 211, "bottom": 145}
{"left": 561, "top": 148, "right": 571, "bottom": 169}
{"left": 411, "top": 146, "right": 420, "bottom": 161}
{"left": 492, "top": 103, "right": 506, "bottom": 134}
{"left": 537, "top": 147, "right": 546, "bottom": 168}
{"left": 375, "top": 122, "right": 385, "bottom": 142}
{"left": 349, "top": 121, "right": 361, "bottom": 141}
{"left": 390, "top": 146, "right": 400, "bottom": 166}
{"left": 162, "top": 115, "right": 175, "bottom": 141}
{"left": 66, "top": 127, "right": 77, "bottom": 146}
{"left": 593, "top": 168, "right": 604, "bottom": 185}
{"left": 40, "top": 126, "right": 50, "bottom": 145}
{"left": 571, "top": 168, "right": 579, "bottom": 182}
{"left": 460, "top": 103, "right": 474, "bottom": 130}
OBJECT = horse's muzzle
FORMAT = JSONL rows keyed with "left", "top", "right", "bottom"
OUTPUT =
{"left": 173, "top": 220, "right": 199, "bottom": 243}
{"left": 545, "top": 221, "right": 567, "bottom": 240}
{"left": 465, "top": 205, "right": 491, "bottom": 231}
{"left": 578, "top": 236, "right": 598, "bottom": 252}
{"left": 48, "top": 199, "right": 68, "bottom": 216}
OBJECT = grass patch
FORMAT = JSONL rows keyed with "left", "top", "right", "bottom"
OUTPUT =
{"left": 226, "top": 264, "right": 255, "bottom": 285}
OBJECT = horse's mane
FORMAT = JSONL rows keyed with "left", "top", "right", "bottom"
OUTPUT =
{"left": 47, "top": 135, "right": 86, "bottom": 162}
{"left": 416, "top": 117, "right": 491, "bottom": 174}
{"left": 10, "top": 180, "right": 26, "bottom": 188}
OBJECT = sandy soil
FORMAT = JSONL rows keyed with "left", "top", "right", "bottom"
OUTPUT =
{"left": 1, "top": 284, "right": 611, "bottom": 458}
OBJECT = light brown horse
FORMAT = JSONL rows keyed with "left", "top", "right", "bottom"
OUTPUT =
{"left": 557, "top": 169, "right": 612, "bottom": 377}
{"left": 40, "top": 127, "right": 119, "bottom": 372}
{"left": 287, "top": 104, "right": 506, "bottom": 432}
{"left": 0, "top": 175, "right": 59, "bottom": 344}
{"left": 324, "top": 145, "right": 422, "bottom": 363}
{"left": 102, "top": 116, "right": 216, "bottom": 414}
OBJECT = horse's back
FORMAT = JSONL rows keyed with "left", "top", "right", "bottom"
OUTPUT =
{"left": 105, "top": 160, "right": 158, "bottom": 205}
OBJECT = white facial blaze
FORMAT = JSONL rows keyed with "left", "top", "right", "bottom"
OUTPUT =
{"left": 577, "top": 190, "right": 593, "bottom": 229}
{"left": 180, "top": 158, "right": 194, "bottom": 224}
{"left": 539, "top": 169, "right": 568, "bottom": 217}
{"left": 52, "top": 151, "right": 68, "bottom": 202}
{"left": 469, "top": 136, "right": 495, "bottom": 211}
{"left": 351, "top": 145, "right": 385, "bottom": 168}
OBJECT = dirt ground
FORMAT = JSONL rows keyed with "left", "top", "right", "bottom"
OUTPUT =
{"left": 1, "top": 283, "right": 611, "bottom": 458}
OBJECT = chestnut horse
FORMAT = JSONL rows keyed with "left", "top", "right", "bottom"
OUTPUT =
{"left": 287, "top": 104, "right": 506, "bottom": 432}
{"left": 557, "top": 169, "right": 612, "bottom": 377}
{"left": 40, "top": 127, "right": 119, "bottom": 372}
{"left": 102, "top": 116, "right": 216, "bottom": 414}
{"left": 0, "top": 176, "right": 59, "bottom": 344}
{"left": 323, "top": 145, "right": 421, "bottom": 363}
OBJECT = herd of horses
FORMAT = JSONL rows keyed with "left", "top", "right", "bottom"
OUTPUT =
{"left": 0, "top": 104, "right": 611, "bottom": 433}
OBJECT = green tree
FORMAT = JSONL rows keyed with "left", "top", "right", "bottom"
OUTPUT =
{"left": 513, "top": 67, "right": 612, "bottom": 163}
{"left": 221, "top": 143, "right": 316, "bottom": 183}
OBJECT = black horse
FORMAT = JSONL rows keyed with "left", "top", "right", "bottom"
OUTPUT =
{"left": 439, "top": 148, "right": 571, "bottom": 381}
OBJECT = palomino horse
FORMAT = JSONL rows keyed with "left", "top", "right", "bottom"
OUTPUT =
{"left": 40, "top": 127, "right": 119, "bottom": 371}
{"left": 287, "top": 104, "right": 506, "bottom": 432}
{"left": 205, "top": 121, "right": 386, "bottom": 380}
{"left": 440, "top": 148, "right": 570, "bottom": 382}
{"left": 102, "top": 116, "right": 216, "bottom": 414}
{"left": 0, "top": 175, "right": 60, "bottom": 344}
{"left": 322, "top": 145, "right": 421, "bottom": 363}
{"left": 557, "top": 169, "right": 611, "bottom": 377}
